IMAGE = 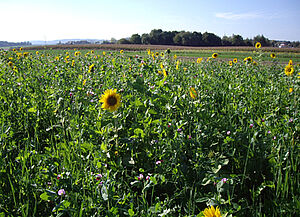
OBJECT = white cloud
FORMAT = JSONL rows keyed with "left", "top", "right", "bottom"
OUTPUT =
{"left": 215, "top": 12, "right": 261, "bottom": 20}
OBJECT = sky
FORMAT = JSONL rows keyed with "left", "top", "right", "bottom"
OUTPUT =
{"left": 1, "top": 0, "right": 300, "bottom": 42}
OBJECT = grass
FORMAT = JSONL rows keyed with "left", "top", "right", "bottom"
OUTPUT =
{"left": 0, "top": 47, "right": 299, "bottom": 217}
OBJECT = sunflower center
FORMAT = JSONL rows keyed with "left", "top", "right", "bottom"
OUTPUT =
{"left": 107, "top": 96, "right": 117, "bottom": 106}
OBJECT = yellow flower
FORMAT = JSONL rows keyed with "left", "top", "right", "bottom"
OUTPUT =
{"left": 160, "top": 52, "right": 164, "bottom": 57}
{"left": 36, "top": 51, "right": 39, "bottom": 55}
{"left": 103, "top": 51, "right": 106, "bottom": 56}
{"left": 244, "top": 56, "right": 253, "bottom": 63}
{"left": 83, "top": 79, "right": 87, "bottom": 86}
{"left": 19, "top": 47, "right": 23, "bottom": 51}
{"left": 100, "top": 89, "right": 121, "bottom": 112}
{"left": 74, "top": 51, "right": 80, "bottom": 56}
{"left": 255, "top": 42, "right": 261, "bottom": 49}
{"left": 288, "top": 59, "right": 293, "bottom": 66}
{"left": 289, "top": 88, "right": 293, "bottom": 93}
{"left": 72, "top": 60, "right": 75, "bottom": 66}
{"left": 173, "top": 54, "right": 177, "bottom": 59}
{"left": 212, "top": 53, "right": 218, "bottom": 58}
{"left": 197, "top": 58, "right": 203, "bottom": 64}
{"left": 155, "top": 52, "right": 159, "bottom": 57}
{"left": 270, "top": 53, "right": 276, "bottom": 58}
{"left": 176, "top": 60, "right": 179, "bottom": 70}
{"left": 189, "top": 87, "right": 198, "bottom": 99}
{"left": 160, "top": 62, "right": 164, "bottom": 69}
{"left": 12, "top": 48, "right": 16, "bottom": 52}
{"left": 253, "top": 61, "right": 258, "bottom": 66}
{"left": 285, "top": 65, "right": 294, "bottom": 76}
{"left": 88, "top": 64, "right": 95, "bottom": 72}
{"left": 233, "top": 58, "right": 237, "bottom": 63}
{"left": 8, "top": 61, "right": 13, "bottom": 67}
{"left": 163, "top": 69, "right": 168, "bottom": 77}
{"left": 120, "top": 50, "right": 124, "bottom": 54}
{"left": 203, "top": 206, "right": 221, "bottom": 217}
{"left": 91, "top": 50, "right": 94, "bottom": 54}
{"left": 228, "top": 61, "right": 233, "bottom": 66}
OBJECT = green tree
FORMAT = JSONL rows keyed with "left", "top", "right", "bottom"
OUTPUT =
{"left": 130, "top": 34, "right": 141, "bottom": 44}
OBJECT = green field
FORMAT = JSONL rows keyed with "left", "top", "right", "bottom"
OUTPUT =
{"left": 0, "top": 47, "right": 299, "bottom": 216}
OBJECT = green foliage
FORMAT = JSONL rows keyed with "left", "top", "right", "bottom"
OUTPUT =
{"left": 0, "top": 48, "right": 299, "bottom": 216}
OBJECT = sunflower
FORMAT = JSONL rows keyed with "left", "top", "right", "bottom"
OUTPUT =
{"left": 233, "top": 58, "right": 237, "bottom": 63}
{"left": 173, "top": 54, "right": 177, "bottom": 59}
{"left": 100, "top": 89, "right": 121, "bottom": 112}
{"left": 228, "top": 61, "right": 233, "bottom": 66}
{"left": 203, "top": 206, "right": 221, "bottom": 217}
{"left": 212, "top": 53, "right": 218, "bottom": 58}
{"left": 36, "top": 51, "right": 39, "bottom": 55}
{"left": 19, "top": 47, "right": 23, "bottom": 51}
{"left": 189, "top": 87, "right": 198, "bottom": 99}
{"left": 253, "top": 61, "right": 258, "bottom": 66}
{"left": 88, "top": 64, "right": 95, "bottom": 72}
{"left": 289, "top": 88, "right": 293, "bottom": 93}
{"left": 270, "top": 53, "right": 276, "bottom": 58}
{"left": 12, "top": 48, "right": 16, "bottom": 52}
{"left": 288, "top": 59, "right": 293, "bottom": 66}
{"left": 255, "top": 42, "right": 261, "bottom": 49}
{"left": 197, "top": 57, "right": 203, "bottom": 64}
{"left": 244, "top": 56, "right": 253, "bottom": 63}
{"left": 74, "top": 51, "right": 80, "bottom": 56}
{"left": 120, "top": 50, "right": 124, "bottom": 54}
{"left": 103, "top": 51, "right": 106, "bottom": 56}
{"left": 285, "top": 65, "right": 294, "bottom": 76}
{"left": 8, "top": 61, "right": 13, "bottom": 67}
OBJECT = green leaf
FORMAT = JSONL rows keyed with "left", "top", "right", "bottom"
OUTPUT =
{"left": 128, "top": 208, "right": 135, "bottom": 216}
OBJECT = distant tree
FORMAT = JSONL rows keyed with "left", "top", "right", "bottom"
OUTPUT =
{"left": 118, "top": 38, "right": 131, "bottom": 44}
{"left": 253, "top": 35, "right": 271, "bottom": 46}
{"left": 141, "top": 33, "right": 151, "bottom": 44}
{"left": 222, "top": 36, "right": 232, "bottom": 46}
{"left": 244, "top": 38, "right": 253, "bottom": 46}
{"left": 231, "top": 34, "right": 245, "bottom": 46}
{"left": 202, "top": 32, "right": 222, "bottom": 46}
{"left": 160, "top": 31, "right": 176, "bottom": 45}
{"left": 149, "top": 29, "right": 163, "bottom": 44}
{"left": 130, "top": 34, "right": 141, "bottom": 44}
{"left": 110, "top": 38, "right": 117, "bottom": 44}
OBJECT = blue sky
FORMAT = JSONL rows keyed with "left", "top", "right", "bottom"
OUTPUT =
{"left": 1, "top": 0, "right": 300, "bottom": 42}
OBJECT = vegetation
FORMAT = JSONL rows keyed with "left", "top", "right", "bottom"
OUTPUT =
{"left": 0, "top": 47, "right": 299, "bottom": 216}
{"left": 117, "top": 29, "right": 300, "bottom": 48}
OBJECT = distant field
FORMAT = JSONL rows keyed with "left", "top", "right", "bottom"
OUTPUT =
{"left": 23, "top": 44, "right": 300, "bottom": 64}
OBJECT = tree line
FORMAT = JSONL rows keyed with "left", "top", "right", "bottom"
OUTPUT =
{"left": 114, "top": 29, "right": 299, "bottom": 47}
{"left": 0, "top": 41, "right": 32, "bottom": 47}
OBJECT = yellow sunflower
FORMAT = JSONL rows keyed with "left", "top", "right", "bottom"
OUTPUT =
{"left": 212, "top": 53, "right": 218, "bottom": 58}
{"left": 289, "top": 88, "right": 293, "bottom": 93}
{"left": 228, "top": 61, "right": 233, "bottom": 66}
{"left": 233, "top": 58, "right": 237, "bottom": 63}
{"left": 8, "top": 61, "right": 13, "bottom": 67}
{"left": 189, "top": 87, "right": 198, "bottom": 99}
{"left": 19, "top": 47, "right": 23, "bottom": 51}
{"left": 163, "top": 69, "right": 168, "bottom": 77}
{"left": 288, "top": 59, "right": 293, "bottom": 66}
{"left": 120, "top": 50, "right": 124, "bottom": 54}
{"left": 285, "top": 65, "right": 294, "bottom": 76}
{"left": 203, "top": 206, "right": 221, "bottom": 217}
{"left": 270, "top": 53, "right": 276, "bottom": 58}
{"left": 100, "top": 89, "right": 121, "bottom": 112}
{"left": 255, "top": 42, "right": 261, "bottom": 49}
{"left": 244, "top": 56, "right": 253, "bottom": 63}
{"left": 197, "top": 57, "right": 203, "bottom": 64}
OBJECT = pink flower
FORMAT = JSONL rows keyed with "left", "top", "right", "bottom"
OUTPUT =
{"left": 146, "top": 175, "right": 150, "bottom": 181}
{"left": 57, "top": 174, "right": 61, "bottom": 180}
{"left": 226, "top": 131, "right": 231, "bottom": 135}
{"left": 95, "top": 174, "right": 102, "bottom": 181}
{"left": 249, "top": 124, "right": 254, "bottom": 128}
{"left": 58, "top": 189, "right": 65, "bottom": 196}
{"left": 156, "top": 160, "right": 162, "bottom": 165}
{"left": 138, "top": 174, "right": 144, "bottom": 180}
{"left": 221, "top": 178, "right": 228, "bottom": 183}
